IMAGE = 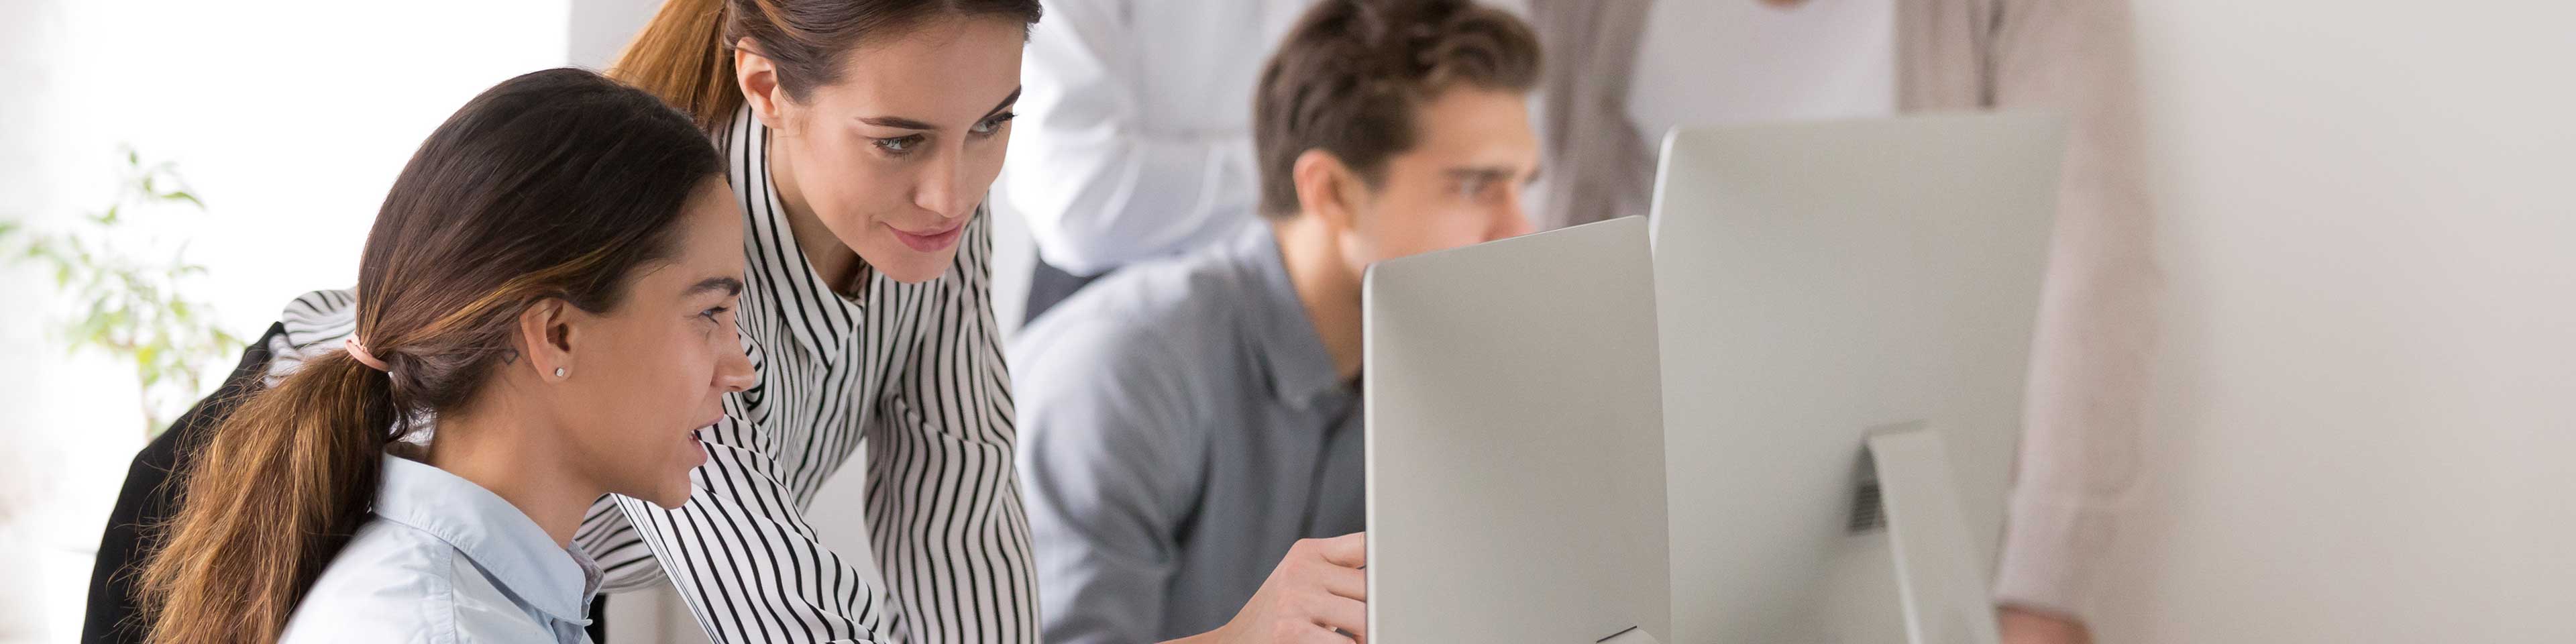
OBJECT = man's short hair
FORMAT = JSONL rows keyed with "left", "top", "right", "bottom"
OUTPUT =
{"left": 1252, "top": 0, "right": 1543, "bottom": 217}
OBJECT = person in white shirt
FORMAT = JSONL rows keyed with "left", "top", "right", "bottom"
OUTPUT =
{"left": 1006, "top": 0, "right": 1316, "bottom": 320}
{"left": 136, "top": 68, "right": 754, "bottom": 644}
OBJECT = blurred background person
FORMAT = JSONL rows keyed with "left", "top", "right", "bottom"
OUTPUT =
{"left": 1008, "top": 0, "right": 1589, "bottom": 323}
{"left": 1012, "top": 1, "right": 1540, "bottom": 641}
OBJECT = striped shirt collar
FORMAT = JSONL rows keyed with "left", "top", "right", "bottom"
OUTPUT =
{"left": 725, "top": 106, "right": 867, "bottom": 360}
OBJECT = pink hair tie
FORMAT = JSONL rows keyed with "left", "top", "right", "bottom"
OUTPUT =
{"left": 343, "top": 337, "right": 392, "bottom": 372}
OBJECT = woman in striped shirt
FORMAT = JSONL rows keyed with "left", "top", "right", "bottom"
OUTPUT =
{"left": 258, "top": 1, "right": 1046, "bottom": 641}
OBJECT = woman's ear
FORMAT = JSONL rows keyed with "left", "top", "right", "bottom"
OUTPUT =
{"left": 1291, "top": 149, "right": 1366, "bottom": 235}
{"left": 516, "top": 299, "right": 579, "bottom": 382}
{"left": 735, "top": 39, "right": 786, "bottom": 129}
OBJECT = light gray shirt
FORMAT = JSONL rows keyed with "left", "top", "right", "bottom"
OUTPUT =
{"left": 280, "top": 454, "right": 601, "bottom": 643}
{"left": 1012, "top": 224, "right": 1365, "bottom": 643}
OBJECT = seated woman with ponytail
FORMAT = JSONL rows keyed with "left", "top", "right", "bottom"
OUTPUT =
{"left": 137, "top": 67, "right": 754, "bottom": 644}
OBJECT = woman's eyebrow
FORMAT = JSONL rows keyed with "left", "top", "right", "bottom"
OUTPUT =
{"left": 859, "top": 115, "right": 939, "bottom": 130}
{"left": 982, "top": 87, "right": 1023, "bottom": 117}
{"left": 855, "top": 86, "right": 1026, "bottom": 131}
{"left": 684, "top": 276, "right": 745, "bottom": 297}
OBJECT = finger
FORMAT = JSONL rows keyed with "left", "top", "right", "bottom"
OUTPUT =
{"left": 1309, "top": 594, "right": 1367, "bottom": 640}
{"left": 1320, "top": 560, "right": 1367, "bottom": 602}
{"left": 1314, "top": 532, "right": 1368, "bottom": 569}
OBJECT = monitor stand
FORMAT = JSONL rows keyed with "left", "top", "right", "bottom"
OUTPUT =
{"left": 1860, "top": 422, "right": 2003, "bottom": 644}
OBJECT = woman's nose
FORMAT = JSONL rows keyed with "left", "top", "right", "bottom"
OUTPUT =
{"left": 913, "top": 147, "right": 979, "bottom": 219}
{"left": 715, "top": 338, "right": 757, "bottom": 393}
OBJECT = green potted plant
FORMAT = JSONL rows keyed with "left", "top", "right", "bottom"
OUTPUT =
{"left": 1, "top": 146, "right": 243, "bottom": 435}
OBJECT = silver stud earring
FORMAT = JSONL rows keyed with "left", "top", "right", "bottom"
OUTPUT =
{"left": 555, "top": 367, "right": 568, "bottom": 378}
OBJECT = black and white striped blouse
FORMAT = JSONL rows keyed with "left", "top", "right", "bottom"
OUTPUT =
{"left": 264, "top": 106, "right": 1038, "bottom": 643}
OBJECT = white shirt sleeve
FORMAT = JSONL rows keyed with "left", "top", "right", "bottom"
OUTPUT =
{"left": 1005, "top": 0, "right": 1260, "bottom": 275}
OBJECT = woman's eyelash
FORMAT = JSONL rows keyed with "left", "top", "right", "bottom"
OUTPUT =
{"left": 700, "top": 306, "right": 731, "bottom": 321}
{"left": 873, "top": 135, "right": 924, "bottom": 155}
{"left": 973, "top": 113, "right": 1017, "bottom": 136}
{"left": 877, "top": 113, "right": 1014, "bottom": 155}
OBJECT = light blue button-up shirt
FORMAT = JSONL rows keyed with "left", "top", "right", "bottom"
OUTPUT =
{"left": 280, "top": 454, "right": 602, "bottom": 643}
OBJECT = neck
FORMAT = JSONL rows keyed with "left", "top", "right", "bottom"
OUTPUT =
{"left": 769, "top": 136, "right": 867, "bottom": 296}
{"left": 1269, "top": 216, "right": 1364, "bottom": 380}
{"left": 425, "top": 398, "right": 599, "bottom": 548}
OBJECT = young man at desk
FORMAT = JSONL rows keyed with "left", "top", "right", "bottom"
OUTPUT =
{"left": 1010, "top": 1, "right": 1545, "bottom": 642}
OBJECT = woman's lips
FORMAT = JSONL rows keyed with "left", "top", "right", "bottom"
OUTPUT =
{"left": 890, "top": 221, "right": 966, "bottom": 252}
{"left": 686, "top": 417, "right": 718, "bottom": 465}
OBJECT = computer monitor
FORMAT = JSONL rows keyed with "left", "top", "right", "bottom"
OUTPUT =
{"left": 1652, "top": 113, "right": 2066, "bottom": 644}
{"left": 1364, "top": 217, "right": 1670, "bottom": 644}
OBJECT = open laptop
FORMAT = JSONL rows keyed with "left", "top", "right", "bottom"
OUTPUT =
{"left": 1363, "top": 216, "right": 1670, "bottom": 644}
{"left": 1653, "top": 113, "right": 2066, "bottom": 644}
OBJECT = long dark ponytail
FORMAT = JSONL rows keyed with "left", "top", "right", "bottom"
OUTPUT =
{"left": 136, "top": 68, "right": 724, "bottom": 644}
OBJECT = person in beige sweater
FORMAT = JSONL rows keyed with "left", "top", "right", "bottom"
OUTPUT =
{"left": 1526, "top": 1, "right": 2156, "bottom": 642}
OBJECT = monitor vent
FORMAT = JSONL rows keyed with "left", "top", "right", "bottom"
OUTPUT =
{"left": 1847, "top": 447, "right": 1886, "bottom": 533}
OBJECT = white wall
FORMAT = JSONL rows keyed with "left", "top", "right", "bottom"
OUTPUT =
{"left": 2098, "top": 1, "right": 2576, "bottom": 641}
{"left": 570, "top": 0, "right": 667, "bottom": 70}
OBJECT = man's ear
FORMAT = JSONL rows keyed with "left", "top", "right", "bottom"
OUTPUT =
{"left": 735, "top": 39, "right": 786, "bottom": 129}
{"left": 516, "top": 299, "right": 580, "bottom": 382}
{"left": 1291, "top": 149, "right": 1366, "bottom": 234}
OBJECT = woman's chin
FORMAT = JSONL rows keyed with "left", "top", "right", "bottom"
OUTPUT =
{"left": 608, "top": 480, "right": 694, "bottom": 510}
{"left": 649, "top": 489, "right": 694, "bottom": 510}
{"left": 874, "top": 256, "right": 955, "bottom": 283}
{"left": 643, "top": 480, "right": 695, "bottom": 509}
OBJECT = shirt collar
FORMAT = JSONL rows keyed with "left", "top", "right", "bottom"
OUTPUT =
{"left": 1231, "top": 224, "right": 1348, "bottom": 407}
{"left": 370, "top": 454, "right": 600, "bottom": 627}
